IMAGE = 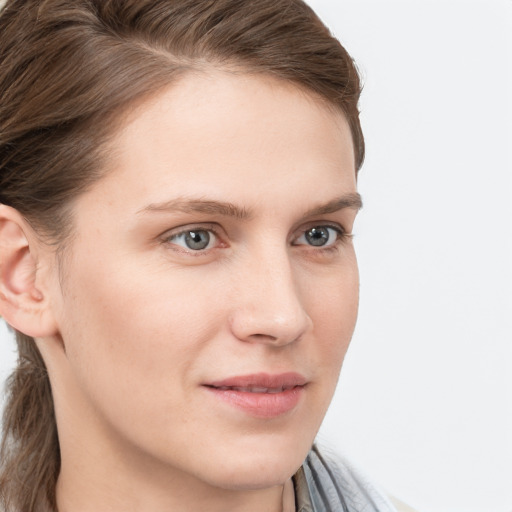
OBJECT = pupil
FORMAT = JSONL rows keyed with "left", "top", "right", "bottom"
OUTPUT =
{"left": 306, "top": 227, "right": 329, "bottom": 246}
{"left": 185, "top": 230, "right": 210, "bottom": 250}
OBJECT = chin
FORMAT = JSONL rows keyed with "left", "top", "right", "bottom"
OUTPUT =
{"left": 205, "top": 459, "right": 301, "bottom": 492}
{"left": 191, "top": 431, "right": 314, "bottom": 491}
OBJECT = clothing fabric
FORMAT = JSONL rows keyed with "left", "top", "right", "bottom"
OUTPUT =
{"left": 293, "top": 446, "right": 398, "bottom": 512}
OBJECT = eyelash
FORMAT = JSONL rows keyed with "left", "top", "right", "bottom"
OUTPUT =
{"left": 161, "top": 223, "right": 351, "bottom": 255}
{"left": 292, "top": 224, "right": 350, "bottom": 251}
{"left": 162, "top": 224, "right": 224, "bottom": 255}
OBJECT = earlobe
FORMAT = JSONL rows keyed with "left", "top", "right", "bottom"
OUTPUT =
{"left": 0, "top": 205, "right": 58, "bottom": 338}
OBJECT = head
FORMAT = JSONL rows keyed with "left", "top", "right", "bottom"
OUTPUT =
{"left": 0, "top": 1, "right": 364, "bottom": 510}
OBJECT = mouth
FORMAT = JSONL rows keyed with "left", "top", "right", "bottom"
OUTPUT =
{"left": 210, "top": 385, "right": 297, "bottom": 394}
{"left": 203, "top": 372, "right": 307, "bottom": 418}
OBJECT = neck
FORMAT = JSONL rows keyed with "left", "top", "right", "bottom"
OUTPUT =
{"left": 57, "top": 473, "right": 292, "bottom": 512}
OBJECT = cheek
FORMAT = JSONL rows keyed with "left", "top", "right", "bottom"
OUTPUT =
{"left": 305, "top": 258, "right": 359, "bottom": 373}
{"left": 68, "top": 274, "right": 211, "bottom": 360}
{"left": 57, "top": 255, "right": 221, "bottom": 420}
{"left": 56, "top": 272, "right": 229, "bottom": 471}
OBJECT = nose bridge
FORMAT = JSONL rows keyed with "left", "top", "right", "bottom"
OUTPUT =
{"left": 229, "top": 241, "right": 312, "bottom": 346}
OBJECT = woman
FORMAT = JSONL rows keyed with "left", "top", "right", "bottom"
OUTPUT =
{"left": 0, "top": 1, "right": 400, "bottom": 511}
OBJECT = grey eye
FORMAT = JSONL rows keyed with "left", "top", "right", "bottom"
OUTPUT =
{"left": 169, "top": 229, "right": 214, "bottom": 251}
{"left": 305, "top": 227, "right": 329, "bottom": 246}
{"left": 185, "top": 230, "right": 210, "bottom": 250}
{"left": 296, "top": 226, "right": 339, "bottom": 247}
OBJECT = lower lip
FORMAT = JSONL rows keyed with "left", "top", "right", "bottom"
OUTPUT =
{"left": 204, "top": 386, "right": 305, "bottom": 418}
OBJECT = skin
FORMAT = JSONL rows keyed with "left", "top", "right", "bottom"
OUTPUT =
{"left": 1, "top": 70, "right": 360, "bottom": 511}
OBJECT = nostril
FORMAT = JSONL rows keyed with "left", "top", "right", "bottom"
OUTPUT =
{"left": 249, "top": 333, "right": 277, "bottom": 341}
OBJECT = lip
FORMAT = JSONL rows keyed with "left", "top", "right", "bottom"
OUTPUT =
{"left": 203, "top": 372, "right": 307, "bottom": 418}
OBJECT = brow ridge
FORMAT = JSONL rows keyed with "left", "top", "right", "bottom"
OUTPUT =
{"left": 139, "top": 192, "right": 362, "bottom": 220}
{"left": 301, "top": 193, "right": 363, "bottom": 218}
{"left": 139, "top": 198, "right": 252, "bottom": 220}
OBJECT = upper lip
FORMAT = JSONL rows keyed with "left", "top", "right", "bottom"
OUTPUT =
{"left": 204, "top": 372, "right": 307, "bottom": 391}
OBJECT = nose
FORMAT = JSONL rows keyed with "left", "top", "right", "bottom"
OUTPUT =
{"left": 229, "top": 249, "right": 312, "bottom": 347}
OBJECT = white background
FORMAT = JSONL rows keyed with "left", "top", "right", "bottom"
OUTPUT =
{"left": 1, "top": 1, "right": 511, "bottom": 512}
{"left": 307, "top": 2, "right": 511, "bottom": 512}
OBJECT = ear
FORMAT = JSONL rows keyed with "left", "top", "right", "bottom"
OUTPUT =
{"left": 0, "top": 205, "right": 58, "bottom": 338}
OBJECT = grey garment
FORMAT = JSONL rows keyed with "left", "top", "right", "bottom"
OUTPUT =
{"left": 293, "top": 446, "right": 398, "bottom": 512}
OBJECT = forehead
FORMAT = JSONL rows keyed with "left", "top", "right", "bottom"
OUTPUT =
{"left": 80, "top": 70, "right": 356, "bottom": 220}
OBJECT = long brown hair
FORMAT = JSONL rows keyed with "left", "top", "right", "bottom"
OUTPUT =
{"left": 0, "top": 1, "right": 364, "bottom": 510}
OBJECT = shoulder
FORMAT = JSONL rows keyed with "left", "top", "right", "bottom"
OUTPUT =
{"left": 297, "top": 445, "right": 416, "bottom": 512}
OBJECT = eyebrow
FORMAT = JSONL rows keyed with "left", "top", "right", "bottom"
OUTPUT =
{"left": 138, "top": 198, "right": 252, "bottom": 220}
{"left": 138, "top": 192, "right": 362, "bottom": 220}
{"left": 301, "top": 193, "right": 363, "bottom": 218}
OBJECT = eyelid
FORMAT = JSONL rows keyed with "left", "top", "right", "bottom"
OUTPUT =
{"left": 292, "top": 221, "right": 346, "bottom": 238}
{"left": 291, "top": 222, "right": 352, "bottom": 249}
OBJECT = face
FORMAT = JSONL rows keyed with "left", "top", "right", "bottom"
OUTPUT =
{"left": 47, "top": 70, "right": 360, "bottom": 492}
